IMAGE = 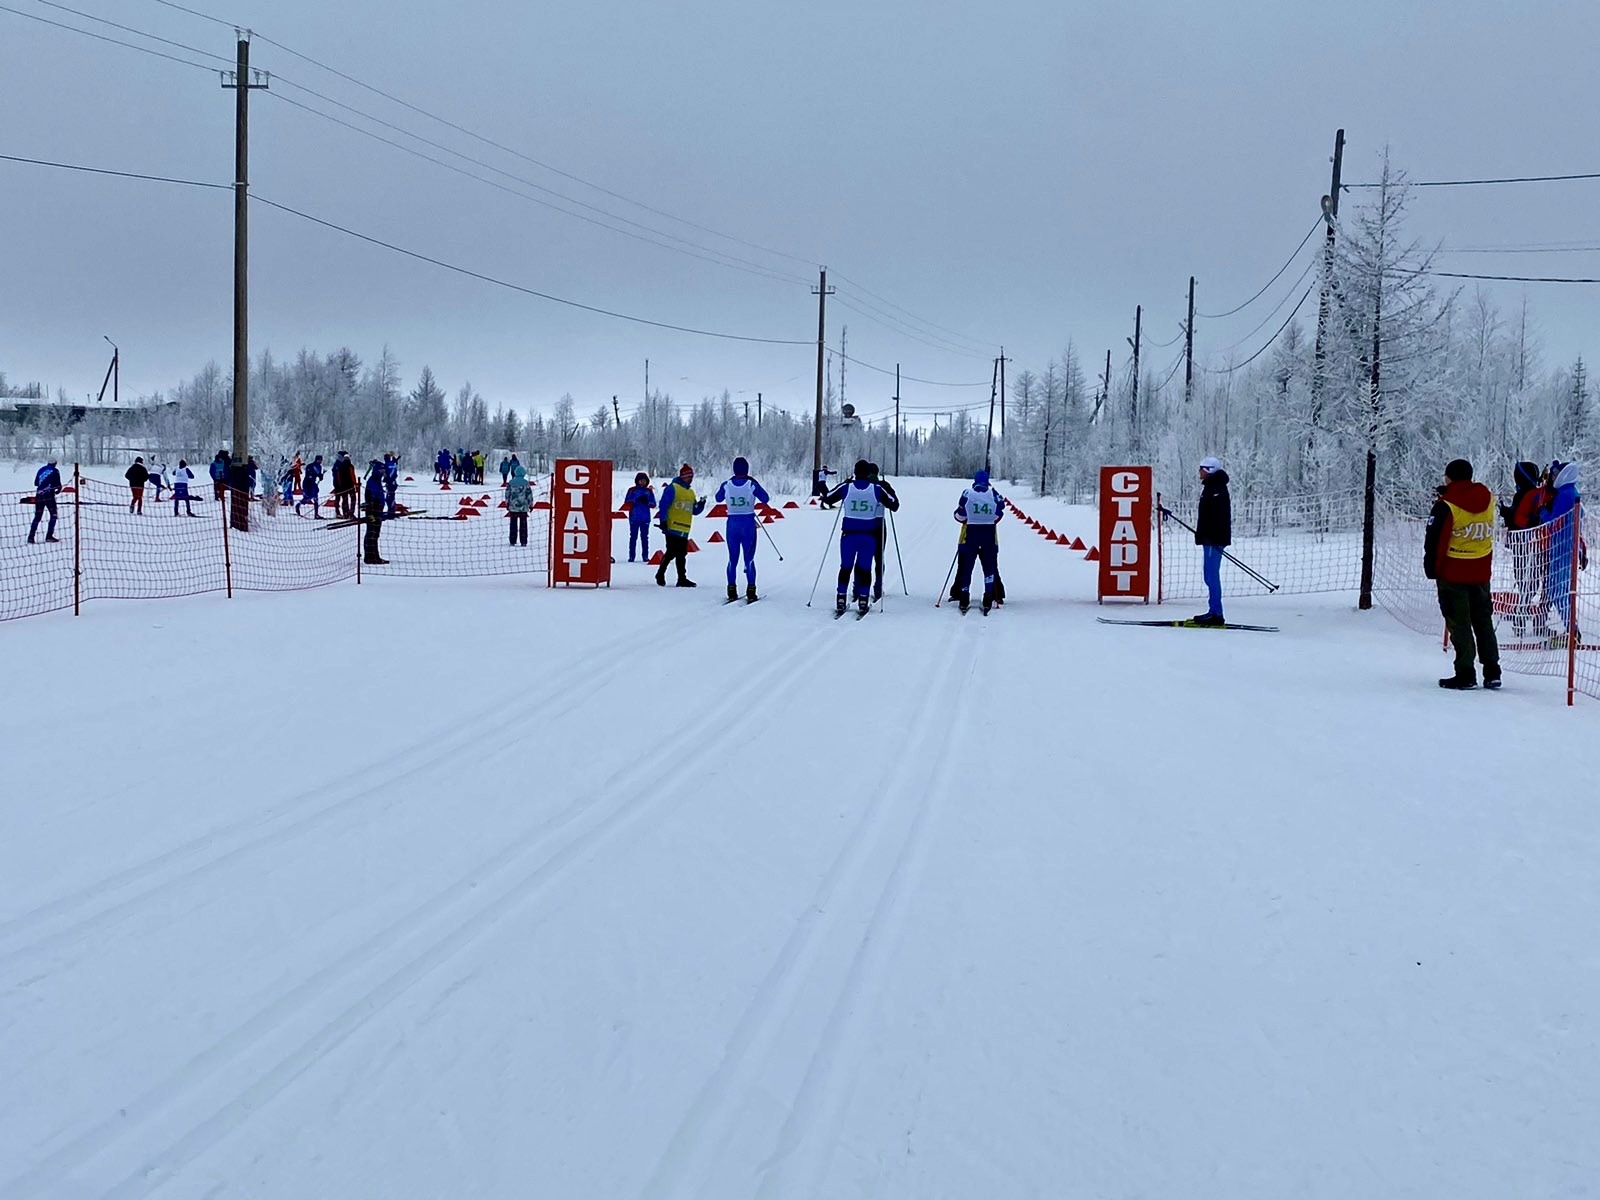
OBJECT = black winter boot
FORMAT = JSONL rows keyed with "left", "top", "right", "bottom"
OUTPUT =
{"left": 1438, "top": 675, "right": 1477, "bottom": 690}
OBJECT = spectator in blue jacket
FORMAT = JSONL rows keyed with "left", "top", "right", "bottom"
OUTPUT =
{"left": 209, "top": 450, "right": 230, "bottom": 501}
{"left": 383, "top": 452, "right": 400, "bottom": 515}
{"left": 27, "top": 459, "right": 63, "bottom": 543}
{"left": 715, "top": 456, "right": 770, "bottom": 600}
{"left": 623, "top": 472, "right": 656, "bottom": 562}
{"left": 435, "top": 448, "right": 451, "bottom": 484}
{"left": 1541, "top": 460, "right": 1584, "bottom": 644}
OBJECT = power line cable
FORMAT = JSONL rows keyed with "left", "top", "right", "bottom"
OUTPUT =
{"left": 831, "top": 293, "right": 995, "bottom": 361}
{"left": 0, "top": 150, "right": 229, "bottom": 189}
{"left": 144, "top": 2, "right": 826, "bottom": 271}
{"left": 143, "top": 0, "right": 992, "bottom": 361}
{"left": 1196, "top": 217, "right": 1321, "bottom": 319}
{"left": 0, "top": 1, "right": 216, "bottom": 70}
{"left": 836, "top": 353, "right": 993, "bottom": 388}
{"left": 267, "top": 92, "right": 807, "bottom": 289}
{"left": 268, "top": 79, "right": 811, "bottom": 286}
{"left": 26, "top": 0, "right": 231, "bottom": 61}
{"left": 250, "top": 192, "right": 814, "bottom": 345}
{"left": 1200, "top": 284, "right": 1315, "bottom": 375}
{"left": 1347, "top": 171, "right": 1600, "bottom": 189}
{"left": 1423, "top": 270, "right": 1600, "bottom": 284}
{"left": 827, "top": 270, "right": 997, "bottom": 354}
{"left": 1213, "top": 254, "right": 1318, "bottom": 355}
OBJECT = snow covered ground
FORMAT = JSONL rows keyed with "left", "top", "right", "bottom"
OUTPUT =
{"left": 3, "top": 472, "right": 1596, "bottom": 1199}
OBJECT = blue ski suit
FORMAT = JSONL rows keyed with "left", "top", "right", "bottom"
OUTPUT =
{"left": 715, "top": 474, "right": 771, "bottom": 585}
{"left": 825, "top": 478, "right": 899, "bottom": 599}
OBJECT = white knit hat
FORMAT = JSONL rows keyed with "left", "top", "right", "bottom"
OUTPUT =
{"left": 1199, "top": 456, "right": 1223, "bottom": 473}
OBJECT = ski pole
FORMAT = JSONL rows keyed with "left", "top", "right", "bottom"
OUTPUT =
{"left": 757, "top": 517, "right": 784, "bottom": 560}
{"left": 805, "top": 502, "right": 844, "bottom": 607}
{"left": 887, "top": 508, "right": 910, "bottom": 595}
{"left": 1158, "top": 505, "right": 1280, "bottom": 592}
{"left": 934, "top": 546, "right": 959, "bottom": 608}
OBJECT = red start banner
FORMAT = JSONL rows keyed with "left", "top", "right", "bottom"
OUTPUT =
{"left": 551, "top": 459, "right": 613, "bottom": 587}
{"left": 1098, "top": 465, "right": 1152, "bottom": 602}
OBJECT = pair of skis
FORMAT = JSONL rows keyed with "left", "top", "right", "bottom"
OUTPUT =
{"left": 1098, "top": 616, "right": 1279, "bottom": 633}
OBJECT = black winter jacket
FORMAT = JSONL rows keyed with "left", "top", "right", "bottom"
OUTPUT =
{"left": 1194, "top": 470, "right": 1232, "bottom": 547}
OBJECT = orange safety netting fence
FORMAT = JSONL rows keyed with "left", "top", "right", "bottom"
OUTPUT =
{"left": 1, "top": 469, "right": 551, "bottom": 622}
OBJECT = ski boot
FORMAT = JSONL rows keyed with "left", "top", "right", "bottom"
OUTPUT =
{"left": 1192, "top": 612, "right": 1224, "bottom": 627}
{"left": 746, "top": 583, "right": 758, "bottom": 602}
{"left": 655, "top": 569, "right": 666, "bottom": 587}
{"left": 727, "top": 583, "right": 739, "bottom": 601}
{"left": 958, "top": 592, "right": 970, "bottom": 614}
{"left": 676, "top": 577, "right": 697, "bottom": 588}
{"left": 981, "top": 590, "right": 994, "bottom": 615}
{"left": 835, "top": 593, "right": 848, "bottom": 615}
{"left": 857, "top": 595, "right": 870, "bottom": 616}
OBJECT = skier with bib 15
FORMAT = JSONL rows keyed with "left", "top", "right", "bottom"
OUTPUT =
{"left": 824, "top": 460, "right": 900, "bottom": 616}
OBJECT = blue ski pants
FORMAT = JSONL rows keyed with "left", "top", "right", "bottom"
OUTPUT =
{"left": 725, "top": 519, "right": 757, "bottom": 585}
{"left": 629, "top": 517, "right": 650, "bottom": 561}
{"left": 1203, "top": 544, "right": 1225, "bottom": 616}
{"left": 837, "top": 531, "right": 876, "bottom": 599}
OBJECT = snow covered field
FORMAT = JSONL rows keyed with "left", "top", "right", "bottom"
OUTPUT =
{"left": 3, "top": 473, "right": 1596, "bottom": 1198}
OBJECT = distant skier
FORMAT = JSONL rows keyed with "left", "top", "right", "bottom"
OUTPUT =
{"left": 363, "top": 460, "right": 389, "bottom": 565}
{"left": 1192, "top": 456, "right": 1231, "bottom": 626}
{"left": 623, "top": 472, "right": 656, "bottom": 562}
{"left": 171, "top": 460, "right": 197, "bottom": 517}
{"left": 296, "top": 454, "right": 325, "bottom": 518}
{"left": 279, "top": 462, "right": 296, "bottom": 507}
{"left": 499, "top": 455, "right": 512, "bottom": 486}
{"left": 125, "top": 456, "right": 149, "bottom": 514}
{"left": 148, "top": 461, "right": 167, "bottom": 503}
{"left": 1539, "top": 460, "right": 1584, "bottom": 646}
{"left": 824, "top": 459, "right": 899, "bottom": 615}
{"left": 26, "top": 458, "right": 63, "bottom": 543}
{"left": 655, "top": 463, "right": 704, "bottom": 587}
{"left": 435, "top": 448, "right": 451, "bottom": 484}
{"left": 1425, "top": 458, "right": 1500, "bottom": 689}
{"left": 951, "top": 468, "right": 1005, "bottom": 614}
{"left": 813, "top": 464, "right": 837, "bottom": 507}
{"left": 505, "top": 463, "right": 533, "bottom": 546}
{"left": 715, "top": 456, "right": 771, "bottom": 601}
{"left": 291, "top": 452, "right": 303, "bottom": 492}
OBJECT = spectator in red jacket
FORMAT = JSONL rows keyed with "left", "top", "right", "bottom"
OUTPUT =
{"left": 1424, "top": 458, "right": 1501, "bottom": 690}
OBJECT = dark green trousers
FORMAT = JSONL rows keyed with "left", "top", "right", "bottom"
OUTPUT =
{"left": 1437, "top": 581, "right": 1500, "bottom": 681}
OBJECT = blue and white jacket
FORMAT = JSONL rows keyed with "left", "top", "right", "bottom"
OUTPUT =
{"left": 715, "top": 476, "right": 770, "bottom": 522}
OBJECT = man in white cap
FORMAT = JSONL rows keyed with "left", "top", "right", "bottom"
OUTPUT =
{"left": 1193, "top": 456, "right": 1231, "bottom": 625}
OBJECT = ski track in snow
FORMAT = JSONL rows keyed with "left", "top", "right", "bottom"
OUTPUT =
{"left": 640, "top": 625, "right": 977, "bottom": 1200}
{"left": 1, "top": 619, "right": 833, "bottom": 1198}
{"left": 0, "top": 608, "right": 695, "bottom": 969}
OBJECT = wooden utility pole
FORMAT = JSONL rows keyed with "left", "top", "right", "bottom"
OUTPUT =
{"left": 1184, "top": 277, "right": 1196, "bottom": 405}
{"left": 222, "top": 36, "right": 267, "bottom": 532}
{"left": 757, "top": 391, "right": 762, "bottom": 426}
{"left": 983, "top": 356, "right": 1000, "bottom": 470}
{"left": 811, "top": 268, "right": 833, "bottom": 481}
{"left": 893, "top": 364, "right": 900, "bottom": 474}
{"left": 612, "top": 395, "right": 621, "bottom": 428}
{"left": 96, "top": 338, "right": 118, "bottom": 406}
{"left": 1311, "top": 128, "right": 1346, "bottom": 447}
{"left": 1128, "top": 305, "right": 1142, "bottom": 451}
{"left": 744, "top": 400, "right": 750, "bottom": 428}
{"left": 998, "top": 348, "right": 1008, "bottom": 478}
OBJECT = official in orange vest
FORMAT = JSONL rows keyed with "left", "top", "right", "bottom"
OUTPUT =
{"left": 1424, "top": 458, "right": 1501, "bottom": 690}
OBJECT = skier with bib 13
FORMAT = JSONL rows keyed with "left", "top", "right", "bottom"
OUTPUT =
{"left": 715, "top": 456, "right": 770, "bottom": 602}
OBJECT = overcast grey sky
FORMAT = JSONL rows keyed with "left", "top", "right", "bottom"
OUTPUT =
{"left": 3, "top": 0, "right": 1597, "bottom": 423}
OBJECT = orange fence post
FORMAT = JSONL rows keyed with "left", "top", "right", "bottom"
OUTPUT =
{"left": 221, "top": 485, "right": 234, "bottom": 599}
{"left": 1568, "top": 501, "right": 1582, "bottom": 707}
